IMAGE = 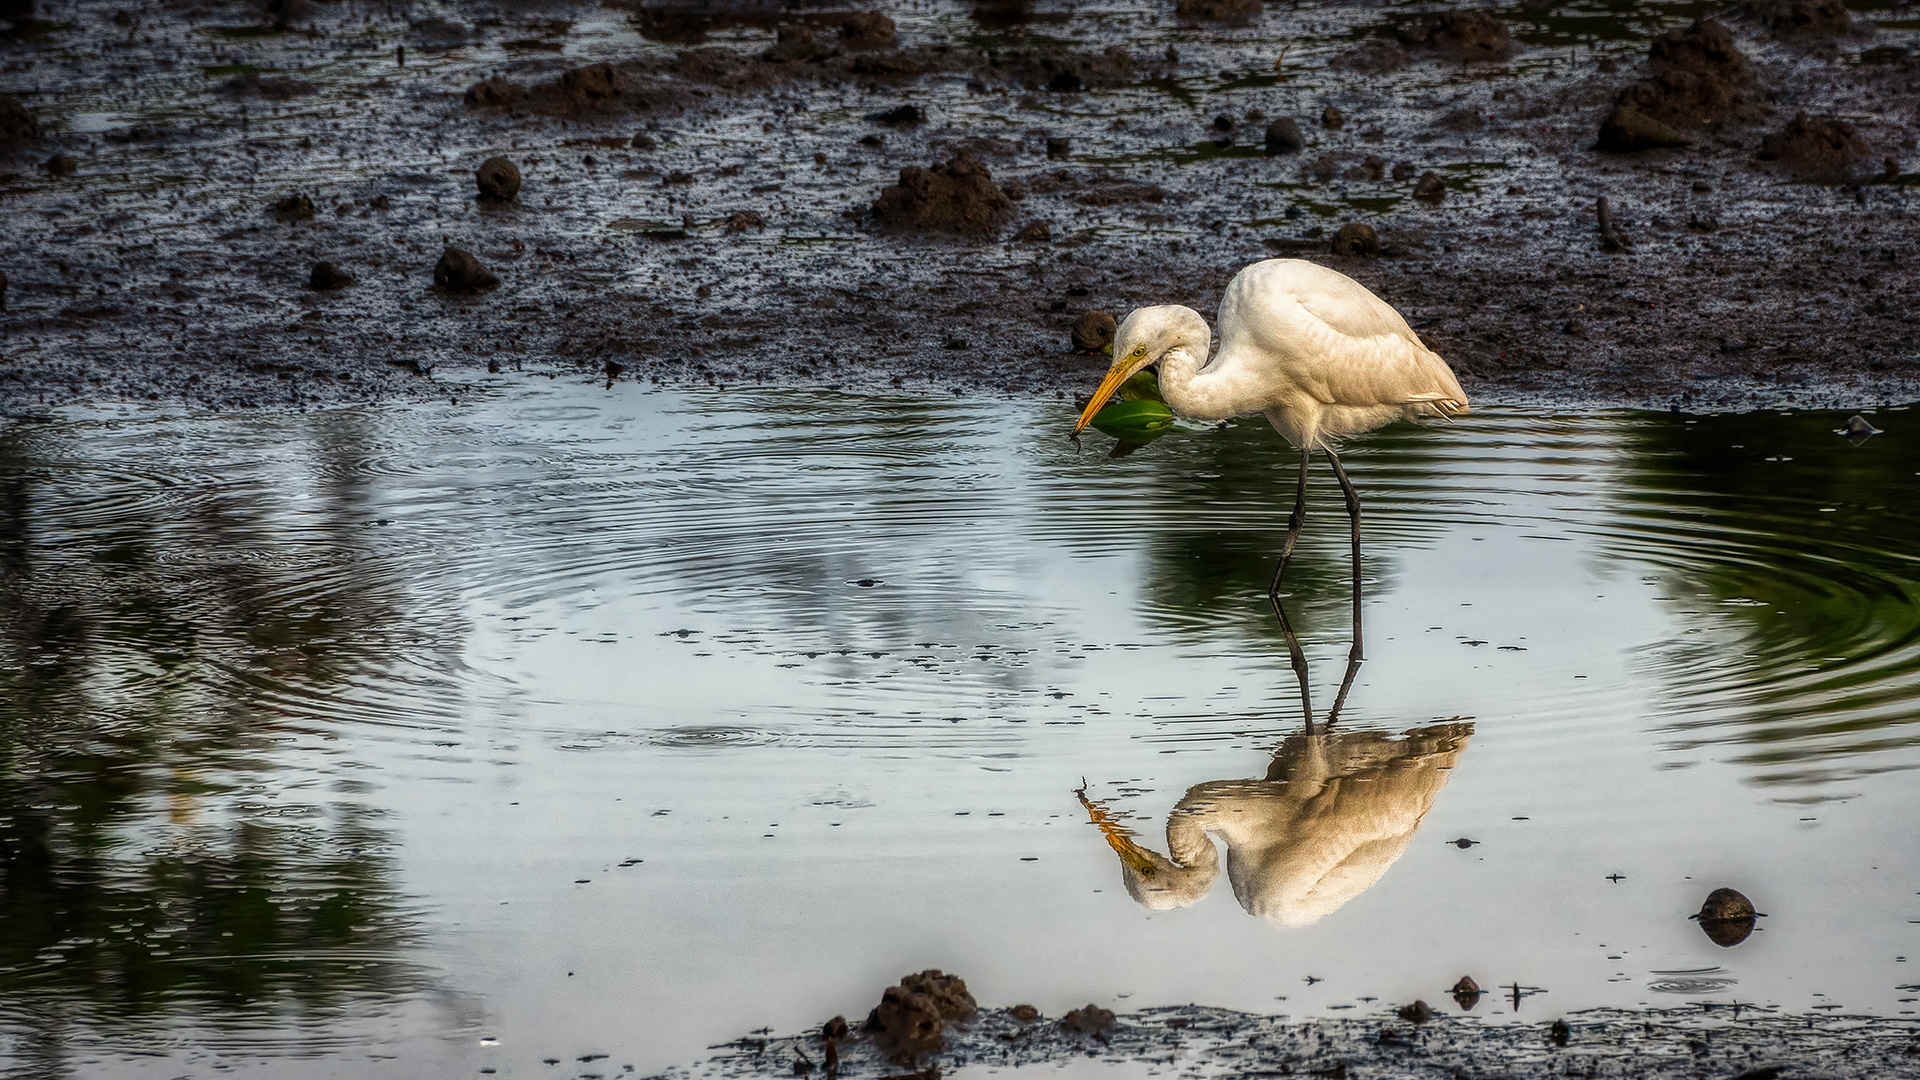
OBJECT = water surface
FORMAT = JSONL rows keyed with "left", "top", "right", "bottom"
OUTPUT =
{"left": 2, "top": 383, "right": 1917, "bottom": 1077}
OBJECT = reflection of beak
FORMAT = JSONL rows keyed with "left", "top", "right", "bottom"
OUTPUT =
{"left": 1072, "top": 345, "right": 1154, "bottom": 436}
{"left": 1076, "top": 787, "right": 1161, "bottom": 879}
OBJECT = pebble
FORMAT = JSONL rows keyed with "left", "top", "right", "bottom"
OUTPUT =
{"left": 433, "top": 247, "right": 500, "bottom": 292}
{"left": 1264, "top": 117, "right": 1303, "bottom": 153}
{"left": 1330, "top": 222, "right": 1380, "bottom": 257}
{"left": 272, "top": 193, "right": 315, "bottom": 222}
{"left": 1413, "top": 171, "right": 1447, "bottom": 201}
{"left": 1071, "top": 310, "right": 1117, "bottom": 353}
{"left": 725, "top": 210, "right": 766, "bottom": 233}
{"left": 44, "top": 153, "right": 76, "bottom": 177}
{"left": 308, "top": 261, "right": 353, "bottom": 290}
{"left": 631, "top": 132, "right": 656, "bottom": 150}
{"left": 1321, "top": 106, "right": 1346, "bottom": 130}
{"left": 1397, "top": 1000, "right": 1433, "bottom": 1024}
{"left": 476, "top": 156, "right": 521, "bottom": 200}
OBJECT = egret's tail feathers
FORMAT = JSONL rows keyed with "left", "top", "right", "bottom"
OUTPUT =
{"left": 1404, "top": 393, "right": 1469, "bottom": 422}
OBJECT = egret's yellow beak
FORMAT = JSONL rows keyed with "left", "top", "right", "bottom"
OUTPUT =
{"left": 1072, "top": 344, "right": 1154, "bottom": 436}
{"left": 1076, "top": 787, "right": 1161, "bottom": 879}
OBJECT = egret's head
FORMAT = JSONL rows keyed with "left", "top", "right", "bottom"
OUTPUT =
{"left": 1072, "top": 305, "right": 1212, "bottom": 435}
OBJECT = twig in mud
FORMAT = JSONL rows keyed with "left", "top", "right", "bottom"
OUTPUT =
{"left": 1596, "top": 196, "right": 1630, "bottom": 253}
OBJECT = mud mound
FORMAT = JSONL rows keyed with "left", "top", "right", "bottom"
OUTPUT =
{"left": 464, "top": 76, "right": 521, "bottom": 108}
{"left": 864, "top": 970, "right": 977, "bottom": 1064}
{"left": 476, "top": 157, "right": 521, "bottom": 200}
{"left": 1758, "top": 112, "right": 1871, "bottom": 182}
{"left": 433, "top": 248, "right": 499, "bottom": 293}
{"left": 839, "top": 11, "right": 896, "bottom": 50}
{"left": 1740, "top": 0, "right": 1855, "bottom": 34}
{"left": 1332, "top": 39, "right": 1412, "bottom": 73}
{"left": 0, "top": 94, "right": 35, "bottom": 143}
{"left": 1648, "top": 18, "right": 1749, "bottom": 79}
{"left": 871, "top": 153, "right": 1013, "bottom": 235}
{"left": 986, "top": 47, "right": 1144, "bottom": 91}
{"left": 1397, "top": 11, "right": 1511, "bottom": 59}
{"left": 675, "top": 47, "right": 774, "bottom": 89}
{"left": 1174, "top": 0, "right": 1260, "bottom": 24}
{"left": 1598, "top": 20, "right": 1758, "bottom": 151}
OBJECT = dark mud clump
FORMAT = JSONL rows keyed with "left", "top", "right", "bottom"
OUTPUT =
{"left": 1330, "top": 222, "right": 1381, "bottom": 257}
{"left": 547, "top": 62, "right": 626, "bottom": 115}
{"left": 476, "top": 156, "right": 521, "bottom": 200}
{"left": 0, "top": 94, "right": 36, "bottom": 142}
{"left": 839, "top": 11, "right": 897, "bottom": 50}
{"left": 724, "top": 210, "right": 766, "bottom": 233}
{"left": 871, "top": 153, "right": 1013, "bottom": 236}
{"left": 1333, "top": 39, "right": 1413, "bottom": 73}
{"left": 864, "top": 969, "right": 977, "bottom": 1064}
{"left": 308, "top": 261, "right": 353, "bottom": 291}
{"left": 1396, "top": 11, "right": 1512, "bottom": 59}
{"left": 1598, "top": 19, "right": 1758, "bottom": 152}
{"left": 867, "top": 104, "right": 925, "bottom": 126}
{"left": 1740, "top": 0, "right": 1856, "bottom": 35}
{"left": 1071, "top": 309, "right": 1116, "bottom": 352}
{"left": 1758, "top": 112, "right": 1872, "bottom": 182}
{"left": 763, "top": 25, "right": 822, "bottom": 63}
{"left": 272, "top": 193, "right": 315, "bottom": 222}
{"left": 464, "top": 76, "right": 524, "bottom": 108}
{"left": 1264, "top": 117, "right": 1304, "bottom": 153}
{"left": 1014, "top": 220, "right": 1052, "bottom": 242}
{"left": 433, "top": 248, "right": 500, "bottom": 293}
{"left": 1174, "top": 0, "right": 1260, "bottom": 24}
{"left": 43, "top": 152, "right": 74, "bottom": 176}
{"left": 1059, "top": 1005, "right": 1117, "bottom": 1037}
{"left": 1414, "top": 170, "right": 1447, "bottom": 201}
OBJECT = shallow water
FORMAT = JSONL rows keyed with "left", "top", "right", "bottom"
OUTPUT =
{"left": 1, "top": 382, "right": 1918, "bottom": 1077}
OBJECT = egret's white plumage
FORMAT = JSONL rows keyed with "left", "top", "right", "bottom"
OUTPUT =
{"left": 1072, "top": 259, "right": 1469, "bottom": 672}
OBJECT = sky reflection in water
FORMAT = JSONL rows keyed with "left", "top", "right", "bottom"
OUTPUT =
{"left": 0, "top": 384, "right": 1917, "bottom": 1077}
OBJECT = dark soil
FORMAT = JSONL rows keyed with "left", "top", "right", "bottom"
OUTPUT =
{"left": 0, "top": 0, "right": 1917, "bottom": 415}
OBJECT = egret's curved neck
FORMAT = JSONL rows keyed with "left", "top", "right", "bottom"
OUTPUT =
{"left": 1158, "top": 342, "right": 1258, "bottom": 423}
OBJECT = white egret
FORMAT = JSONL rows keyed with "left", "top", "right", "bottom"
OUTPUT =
{"left": 1073, "top": 258, "right": 1468, "bottom": 675}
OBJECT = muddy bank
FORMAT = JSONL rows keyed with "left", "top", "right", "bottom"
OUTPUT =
{"left": 710, "top": 999, "right": 1920, "bottom": 1079}
{"left": 0, "top": 0, "right": 1917, "bottom": 416}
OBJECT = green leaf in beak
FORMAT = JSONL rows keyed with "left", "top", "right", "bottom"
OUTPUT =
{"left": 1089, "top": 398, "right": 1176, "bottom": 443}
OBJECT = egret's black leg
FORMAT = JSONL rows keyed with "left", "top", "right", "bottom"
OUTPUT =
{"left": 1273, "top": 594, "right": 1314, "bottom": 730}
{"left": 1325, "top": 648, "right": 1363, "bottom": 728}
{"left": 1267, "top": 445, "right": 1311, "bottom": 605}
{"left": 1323, "top": 445, "right": 1364, "bottom": 662}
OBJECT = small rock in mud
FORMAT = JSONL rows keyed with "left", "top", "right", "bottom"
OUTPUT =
{"left": 1551, "top": 1019, "right": 1571, "bottom": 1047}
{"left": 433, "top": 247, "right": 500, "bottom": 293}
{"left": 632, "top": 133, "right": 657, "bottom": 150}
{"left": 43, "top": 153, "right": 75, "bottom": 176}
{"left": 1413, "top": 170, "right": 1447, "bottom": 201}
{"left": 1322, "top": 106, "right": 1346, "bottom": 130}
{"left": 464, "top": 76, "right": 524, "bottom": 108}
{"left": 1264, "top": 117, "right": 1304, "bottom": 153}
{"left": 1840, "top": 414, "right": 1879, "bottom": 444}
{"left": 1695, "top": 886, "right": 1760, "bottom": 946}
{"left": 1740, "top": 0, "right": 1855, "bottom": 34}
{"left": 1047, "top": 136, "right": 1071, "bottom": 159}
{"left": 1649, "top": 18, "right": 1750, "bottom": 80}
{"left": 725, "top": 210, "right": 766, "bottom": 233}
{"left": 1597, "top": 107, "right": 1691, "bottom": 152}
{"left": 1174, "top": 0, "right": 1260, "bottom": 23}
{"left": 0, "top": 94, "right": 38, "bottom": 142}
{"left": 1758, "top": 112, "right": 1871, "bottom": 182}
{"left": 1398, "top": 10, "right": 1512, "bottom": 58}
{"left": 1451, "top": 977, "right": 1483, "bottom": 1010}
{"left": 222, "top": 72, "right": 316, "bottom": 99}
{"left": 1332, "top": 39, "right": 1412, "bottom": 73}
{"left": 1072, "top": 310, "right": 1117, "bottom": 352}
{"left": 1010, "top": 1005, "right": 1042, "bottom": 1023}
{"left": 839, "top": 11, "right": 897, "bottom": 50}
{"left": 1330, "top": 222, "right": 1381, "bottom": 257}
{"left": 871, "top": 153, "right": 1013, "bottom": 236}
{"left": 1397, "top": 1000, "right": 1434, "bottom": 1024}
{"left": 1014, "top": 220, "right": 1052, "bottom": 242}
{"left": 864, "top": 970, "right": 976, "bottom": 1064}
{"left": 307, "top": 261, "right": 353, "bottom": 291}
{"left": 867, "top": 104, "right": 925, "bottom": 127}
{"left": 1059, "top": 1004, "right": 1116, "bottom": 1037}
{"left": 272, "top": 193, "right": 315, "bottom": 222}
{"left": 476, "top": 156, "right": 521, "bottom": 200}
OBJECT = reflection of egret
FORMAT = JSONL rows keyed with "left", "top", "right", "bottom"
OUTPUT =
{"left": 1079, "top": 721, "right": 1471, "bottom": 926}
{"left": 1073, "top": 259, "right": 1469, "bottom": 677}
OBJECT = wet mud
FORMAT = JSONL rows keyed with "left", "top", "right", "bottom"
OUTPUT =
{"left": 0, "top": 0, "right": 1917, "bottom": 414}
{"left": 710, "top": 1000, "right": 1920, "bottom": 1080}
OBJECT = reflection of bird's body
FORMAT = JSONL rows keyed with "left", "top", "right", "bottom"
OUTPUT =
{"left": 1079, "top": 723, "right": 1471, "bottom": 926}
{"left": 1074, "top": 260, "right": 1469, "bottom": 673}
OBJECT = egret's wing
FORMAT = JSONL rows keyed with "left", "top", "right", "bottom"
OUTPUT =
{"left": 1253, "top": 263, "right": 1467, "bottom": 411}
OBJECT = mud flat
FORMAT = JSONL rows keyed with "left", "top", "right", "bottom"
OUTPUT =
{"left": 706, "top": 1001, "right": 1920, "bottom": 1080}
{"left": 0, "top": 0, "right": 1916, "bottom": 414}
